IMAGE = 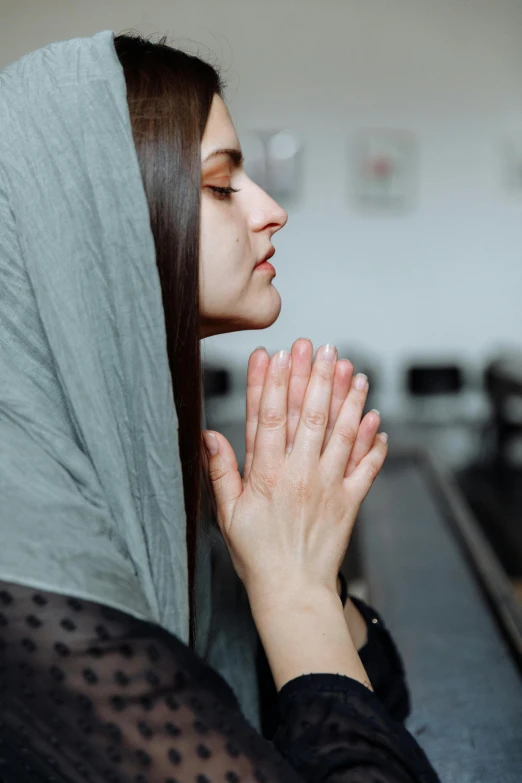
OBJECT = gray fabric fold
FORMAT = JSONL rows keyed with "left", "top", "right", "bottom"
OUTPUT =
{"left": 0, "top": 29, "right": 259, "bottom": 726}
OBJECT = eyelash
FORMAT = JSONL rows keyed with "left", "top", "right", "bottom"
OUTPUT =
{"left": 208, "top": 185, "right": 240, "bottom": 201}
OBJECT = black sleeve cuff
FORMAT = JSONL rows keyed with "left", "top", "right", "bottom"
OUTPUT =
{"left": 349, "top": 594, "right": 411, "bottom": 721}
{"left": 278, "top": 671, "right": 379, "bottom": 713}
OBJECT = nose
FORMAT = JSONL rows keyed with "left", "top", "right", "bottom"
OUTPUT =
{"left": 250, "top": 181, "right": 288, "bottom": 236}
{"left": 268, "top": 196, "right": 288, "bottom": 234}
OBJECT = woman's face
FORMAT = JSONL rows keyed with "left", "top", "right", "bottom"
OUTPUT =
{"left": 199, "top": 95, "right": 288, "bottom": 338}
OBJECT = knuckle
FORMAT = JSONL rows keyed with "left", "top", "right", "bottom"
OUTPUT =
{"left": 273, "top": 371, "right": 289, "bottom": 387}
{"left": 335, "top": 424, "right": 357, "bottom": 446}
{"left": 262, "top": 469, "right": 280, "bottom": 491}
{"left": 259, "top": 407, "right": 286, "bottom": 429}
{"left": 302, "top": 408, "right": 328, "bottom": 430}
{"left": 250, "top": 466, "right": 279, "bottom": 494}
{"left": 315, "top": 361, "right": 334, "bottom": 381}
{"left": 291, "top": 473, "right": 311, "bottom": 502}
{"left": 208, "top": 464, "right": 228, "bottom": 484}
{"left": 361, "top": 456, "right": 380, "bottom": 484}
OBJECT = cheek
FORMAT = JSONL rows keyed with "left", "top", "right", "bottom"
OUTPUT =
{"left": 200, "top": 200, "right": 247, "bottom": 268}
{"left": 199, "top": 203, "right": 251, "bottom": 314}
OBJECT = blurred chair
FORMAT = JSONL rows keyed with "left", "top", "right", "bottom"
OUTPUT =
{"left": 202, "top": 362, "right": 233, "bottom": 435}
{"left": 407, "top": 363, "right": 463, "bottom": 397}
{"left": 483, "top": 353, "right": 522, "bottom": 468}
{"left": 202, "top": 364, "right": 231, "bottom": 399}
{"left": 404, "top": 362, "right": 465, "bottom": 424}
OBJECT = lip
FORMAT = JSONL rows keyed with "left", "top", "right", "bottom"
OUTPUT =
{"left": 255, "top": 247, "right": 275, "bottom": 268}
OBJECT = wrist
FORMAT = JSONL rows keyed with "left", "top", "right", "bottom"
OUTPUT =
{"left": 250, "top": 583, "right": 369, "bottom": 691}
{"left": 247, "top": 579, "right": 340, "bottom": 623}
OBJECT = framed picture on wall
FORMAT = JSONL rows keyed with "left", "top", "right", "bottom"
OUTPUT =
{"left": 351, "top": 129, "right": 418, "bottom": 213}
{"left": 242, "top": 130, "right": 303, "bottom": 207}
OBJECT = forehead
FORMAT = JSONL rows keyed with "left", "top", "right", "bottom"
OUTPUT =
{"left": 201, "top": 94, "right": 240, "bottom": 156}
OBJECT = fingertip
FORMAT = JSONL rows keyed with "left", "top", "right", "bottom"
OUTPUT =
{"left": 336, "top": 358, "right": 354, "bottom": 376}
{"left": 378, "top": 432, "right": 389, "bottom": 445}
{"left": 247, "top": 348, "right": 270, "bottom": 382}
{"left": 353, "top": 373, "right": 369, "bottom": 392}
{"left": 292, "top": 337, "right": 313, "bottom": 356}
{"left": 249, "top": 346, "right": 269, "bottom": 364}
{"left": 366, "top": 409, "right": 381, "bottom": 427}
{"left": 274, "top": 349, "right": 291, "bottom": 370}
{"left": 202, "top": 430, "right": 219, "bottom": 456}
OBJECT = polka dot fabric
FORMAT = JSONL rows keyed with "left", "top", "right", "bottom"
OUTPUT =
{"left": 0, "top": 581, "right": 439, "bottom": 782}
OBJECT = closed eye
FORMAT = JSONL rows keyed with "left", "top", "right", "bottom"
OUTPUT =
{"left": 207, "top": 185, "right": 240, "bottom": 200}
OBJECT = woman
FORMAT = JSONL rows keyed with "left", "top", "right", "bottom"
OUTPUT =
{"left": 0, "top": 30, "right": 440, "bottom": 782}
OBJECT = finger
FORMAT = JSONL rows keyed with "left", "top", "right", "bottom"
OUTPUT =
{"left": 321, "top": 372, "right": 370, "bottom": 480}
{"left": 290, "top": 343, "right": 338, "bottom": 467}
{"left": 322, "top": 359, "right": 354, "bottom": 453}
{"left": 286, "top": 338, "right": 313, "bottom": 453}
{"left": 244, "top": 347, "right": 270, "bottom": 481}
{"left": 343, "top": 432, "right": 388, "bottom": 505}
{"left": 200, "top": 439, "right": 218, "bottom": 519}
{"left": 250, "top": 349, "right": 292, "bottom": 475}
{"left": 202, "top": 430, "right": 243, "bottom": 530}
{"left": 344, "top": 409, "right": 381, "bottom": 477}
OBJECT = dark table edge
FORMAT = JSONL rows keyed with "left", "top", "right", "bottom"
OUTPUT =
{"left": 392, "top": 447, "right": 522, "bottom": 669}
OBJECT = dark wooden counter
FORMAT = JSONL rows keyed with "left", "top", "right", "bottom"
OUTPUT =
{"left": 360, "top": 449, "right": 522, "bottom": 782}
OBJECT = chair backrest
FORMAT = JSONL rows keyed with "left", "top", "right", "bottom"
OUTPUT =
{"left": 202, "top": 364, "right": 231, "bottom": 399}
{"left": 406, "top": 363, "right": 464, "bottom": 396}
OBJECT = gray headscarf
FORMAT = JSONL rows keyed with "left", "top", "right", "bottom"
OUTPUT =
{"left": 0, "top": 30, "right": 259, "bottom": 727}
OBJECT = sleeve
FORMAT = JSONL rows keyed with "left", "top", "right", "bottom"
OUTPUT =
{"left": 349, "top": 595, "right": 411, "bottom": 722}
{"left": 274, "top": 674, "right": 439, "bottom": 783}
{"left": 0, "top": 580, "right": 440, "bottom": 783}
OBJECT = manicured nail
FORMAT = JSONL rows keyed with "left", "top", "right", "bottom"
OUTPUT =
{"left": 276, "top": 350, "right": 291, "bottom": 368}
{"left": 354, "top": 373, "right": 368, "bottom": 391}
{"left": 322, "top": 344, "right": 337, "bottom": 363}
{"left": 371, "top": 408, "right": 380, "bottom": 416}
{"left": 203, "top": 431, "right": 219, "bottom": 455}
{"left": 379, "top": 432, "right": 389, "bottom": 444}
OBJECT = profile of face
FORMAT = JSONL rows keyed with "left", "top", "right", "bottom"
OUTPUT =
{"left": 199, "top": 95, "right": 288, "bottom": 339}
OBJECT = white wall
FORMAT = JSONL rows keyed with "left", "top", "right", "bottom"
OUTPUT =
{"left": 2, "top": 0, "right": 522, "bottom": 414}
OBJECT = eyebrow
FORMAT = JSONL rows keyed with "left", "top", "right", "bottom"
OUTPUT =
{"left": 202, "top": 148, "right": 244, "bottom": 167}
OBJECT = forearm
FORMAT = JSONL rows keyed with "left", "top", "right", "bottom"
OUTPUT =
{"left": 250, "top": 585, "right": 372, "bottom": 692}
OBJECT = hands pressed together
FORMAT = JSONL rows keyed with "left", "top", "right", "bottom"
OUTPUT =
{"left": 202, "top": 338, "right": 388, "bottom": 616}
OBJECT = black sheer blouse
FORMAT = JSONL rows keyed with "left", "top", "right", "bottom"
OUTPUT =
{"left": 0, "top": 580, "right": 440, "bottom": 783}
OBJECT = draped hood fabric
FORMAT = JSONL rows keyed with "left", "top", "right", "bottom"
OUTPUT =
{"left": 0, "top": 30, "right": 259, "bottom": 726}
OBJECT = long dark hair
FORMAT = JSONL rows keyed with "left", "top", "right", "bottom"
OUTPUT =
{"left": 113, "top": 33, "right": 223, "bottom": 643}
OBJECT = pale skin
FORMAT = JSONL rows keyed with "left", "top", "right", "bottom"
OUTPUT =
{"left": 199, "top": 95, "right": 387, "bottom": 689}
{"left": 245, "top": 339, "right": 373, "bottom": 652}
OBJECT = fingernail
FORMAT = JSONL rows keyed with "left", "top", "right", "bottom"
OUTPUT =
{"left": 203, "top": 431, "right": 219, "bottom": 456}
{"left": 276, "top": 349, "right": 291, "bottom": 368}
{"left": 379, "top": 432, "right": 389, "bottom": 444}
{"left": 322, "top": 344, "right": 337, "bottom": 363}
{"left": 354, "top": 373, "right": 368, "bottom": 391}
{"left": 255, "top": 346, "right": 266, "bottom": 351}
{"left": 371, "top": 408, "right": 380, "bottom": 416}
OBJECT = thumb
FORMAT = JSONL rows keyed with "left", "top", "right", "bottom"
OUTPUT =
{"left": 201, "top": 430, "right": 243, "bottom": 529}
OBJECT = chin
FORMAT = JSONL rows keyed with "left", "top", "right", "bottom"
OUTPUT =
{"left": 246, "top": 287, "right": 281, "bottom": 331}
{"left": 202, "top": 292, "right": 281, "bottom": 338}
